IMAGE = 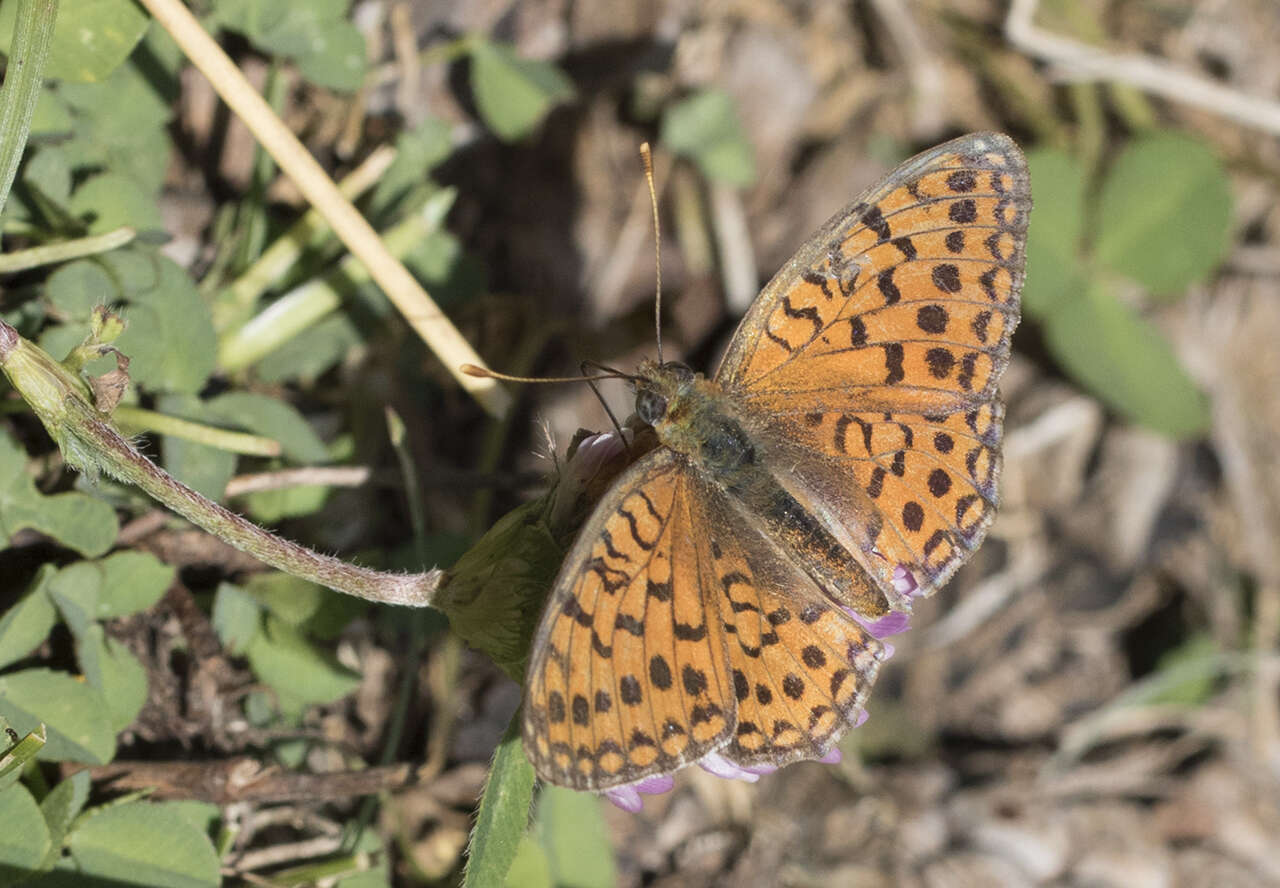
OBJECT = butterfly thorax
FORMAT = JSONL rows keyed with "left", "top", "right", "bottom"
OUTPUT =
{"left": 635, "top": 358, "right": 892, "bottom": 617}
{"left": 634, "top": 360, "right": 756, "bottom": 477}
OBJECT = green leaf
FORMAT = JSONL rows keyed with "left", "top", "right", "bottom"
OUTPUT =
{"left": 0, "top": 668, "right": 115, "bottom": 763}
{"left": 1093, "top": 133, "right": 1233, "bottom": 296}
{"left": 296, "top": 589, "right": 368, "bottom": 641}
{"left": 45, "top": 259, "right": 113, "bottom": 319}
{"left": 243, "top": 615, "right": 360, "bottom": 716}
{"left": 243, "top": 482, "right": 331, "bottom": 523}
{"left": 254, "top": 313, "right": 363, "bottom": 384}
{"left": 38, "top": 322, "right": 99, "bottom": 376}
{"left": 338, "top": 868, "right": 394, "bottom": 888}
{"left": 369, "top": 118, "right": 453, "bottom": 213}
{"left": 0, "top": 431, "right": 119, "bottom": 557}
{"left": 0, "top": 566, "right": 58, "bottom": 670}
{"left": 292, "top": 19, "right": 367, "bottom": 92}
{"left": 536, "top": 786, "right": 616, "bottom": 888}
{"left": 204, "top": 392, "right": 329, "bottom": 463}
{"left": 1141, "top": 634, "right": 1220, "bottom": 706}
{"left": 0, "top": 0, "right": 58, "bottom": 220}
{"left": 59, "top": 58, "right": 173, "bottom": 196}
{"left": 464, "top": 712, "right": 536, "bottom": 888}
{"left": 157, "top": 395, "right": 236, "bottom": 500}
{"left": 0, "top": 725, "right": 45, "bottom": 792}
{"left": 1043, "top": 280, "right": 1210, "bottom": 437}
{"left": 39, "top": 771, "right": 91, "bottom": 868}
{"left": 29, "top": 87, "right": 74, "bottom": 138}
{"left": 660, "top": 89, "right": 757, "bottom": 186}
{"left": 160, "top": 442, "right": 236, "bottom": 502}
{"left": 77, "top": 626, "right": 148, "bottom": 731}
{"left": 1022, "top": 148, "right": 1088, "bottom": 318}
{"left": 42, "top": 251, "right": 217, "bottom": 394}
{"left": 47, "top": 561, "right": 102, "bottom": 638}
{"left": 213, "top": 0, "right": 366, "bottom": 92}
{"left": 211, "top": 583, "right": 262, "bottom": 655}
{"left": 96, "top": 551, "right": 174, "bottom": 619}
{"left": 238, "top": 571, "right": 367, "bottom": 640}
{"left": 244, "top": 571, "right": 327, "bottom": 626}
{"left": 469, "top": 40, "right": 575, "bottom": 142}
{"left": 0, "top": 782, "right": 51, "bottom": 882}
{"left": 107, "top": 251, "right": 217, "bottom": 393}
{"left": 505, "top": 837, "right": 551, "bottom": 888}
{"left": 66, "top": 801, "right": 221, "bottom": 888}
{"left": 156, "top": 800, "right": 221, "bottom": 837}
{"left": 0, "top": 0, "right": 150, "bottom": 84}
{"left": 402, "top": 228, "right": 485, "bottom": 308}
{"left": 70, "top": 170, "right": 165, "bottom": 233}
{"left": 9, "top": 145, "right": 74, "bottom": 227}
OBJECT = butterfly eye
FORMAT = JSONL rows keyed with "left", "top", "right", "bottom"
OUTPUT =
{"left": 636, "top": 389, "right": 668, "bottom": 424}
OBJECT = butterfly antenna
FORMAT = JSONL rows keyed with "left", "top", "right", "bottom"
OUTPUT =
{"left": 460, "top": 365, "right": 630, "bottom": 385}
{"left": 641, "top": 142, "right": 663, "bottom": 366}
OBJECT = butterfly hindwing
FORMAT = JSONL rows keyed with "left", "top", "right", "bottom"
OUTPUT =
{"left": 523, "top": 450, "right": 736, "bottom": 790}
{"left": 687, "top": 474, "right": 887, "bottom": 768}
{"left": 763, "top": 401, "right": 1005, "bottom": 596}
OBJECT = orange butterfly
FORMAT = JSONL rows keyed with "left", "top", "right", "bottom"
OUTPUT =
{"left": 523, "top": 133, "right": 1030, "bottom": 810}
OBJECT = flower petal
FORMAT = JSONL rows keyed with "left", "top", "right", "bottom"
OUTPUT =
{"left": 698, "top": 751, "right": 761, "bottom": 783}
{"left": 602, "top": 773, "right": 675, "bottom": 812}
{"left": 604, "top": 784, "right": 643, "bottom": 813}
{"left": 635, "top": 774, "right": 675, "bottom": 795}
{"left": 846, "top": 607, "right": 912, "bottom": 639}
{"left": 893, "top": 565, "right": 919, "bottom": 597}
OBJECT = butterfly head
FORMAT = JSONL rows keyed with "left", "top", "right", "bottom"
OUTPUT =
{"left": 634, "top": 359, "right": 697, "bottom": 426}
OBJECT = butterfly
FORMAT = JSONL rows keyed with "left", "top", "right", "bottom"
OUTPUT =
{"left": 522, "top": 132, "right": 1030, "bottom": 803}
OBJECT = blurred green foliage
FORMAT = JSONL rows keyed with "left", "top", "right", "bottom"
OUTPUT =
{"left": 469, "top": 39, "right": 576, "bottom": 142}
{"left": 209, "top": 0, "right": 367, "bottom": 92}
{"left": 1024, "top": 132, "right": 1230, "bottom": 437}
{"left": 660, "top": 88, "right": 757, "bottom": 186}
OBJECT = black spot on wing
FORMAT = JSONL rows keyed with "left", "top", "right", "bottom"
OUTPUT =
{"left": 884, "top": 343, "right": 905, "bottom": 384}
{"left": 861, "top": 205, "right": 891, "bottom": 241}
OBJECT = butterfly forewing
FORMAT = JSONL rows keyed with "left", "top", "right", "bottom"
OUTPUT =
{"left": 716, "top": 132, "right": 1027, "bottom": 597}
{"left": 718, "top": 132, "right": 1028, "bottom": 418}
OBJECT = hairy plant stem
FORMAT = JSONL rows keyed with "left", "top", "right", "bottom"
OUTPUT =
{"left": 0, "top": 321, "right": 440, "bottom": 607}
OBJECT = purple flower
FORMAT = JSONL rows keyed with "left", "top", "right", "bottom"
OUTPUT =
{"left": 604, "top": 774, "right": 675, "bottom": 813}
{"left": 568, "top": 430, "right": 629, "bottom": 482}
{"left": 849, "top": 608, "right": 911, "bottom": 639}
{"left": 697, "top": 751, "right": 762, "bottom": 783}
{"left": 843, "top": 564, "right": 922, "bottom": 640}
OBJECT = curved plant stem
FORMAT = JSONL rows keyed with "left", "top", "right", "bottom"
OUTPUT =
{"left": 0, "top": 321, "right": 441, "bottom": 607}
{"left": 0, "top": 227, "right": 136, "bottom": 274}
{"left": 115, "top": 405, "right": 282, "bottom": 457}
